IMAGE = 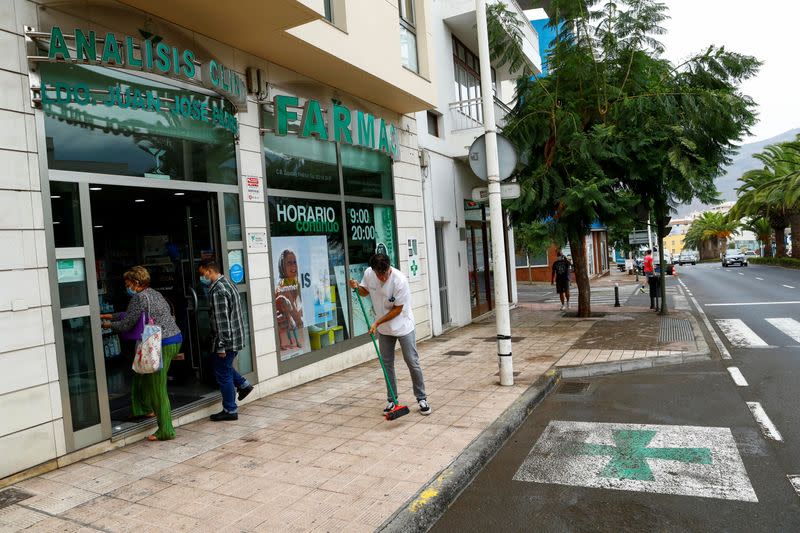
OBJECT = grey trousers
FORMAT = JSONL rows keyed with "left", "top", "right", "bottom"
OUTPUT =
{"left": 378, "top": 330, "right": 427, "bottom": 402}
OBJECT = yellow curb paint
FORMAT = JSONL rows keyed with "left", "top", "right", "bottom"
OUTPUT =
{"left": 409, "top": 470, "right": 451, "bottom": 513}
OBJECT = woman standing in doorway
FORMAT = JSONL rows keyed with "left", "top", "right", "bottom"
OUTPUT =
{"left": 101, "top": 266, "right": 182, "bottom": 441}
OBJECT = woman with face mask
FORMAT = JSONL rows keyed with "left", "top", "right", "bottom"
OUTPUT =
{"left": 100, "top": 266, "right": 182, "bottom": 441}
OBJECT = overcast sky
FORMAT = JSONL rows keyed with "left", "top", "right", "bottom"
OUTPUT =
{"left": 660, "top": 0, "right": 800, "bottom": 143}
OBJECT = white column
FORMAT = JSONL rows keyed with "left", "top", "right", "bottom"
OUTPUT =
{"left": 476, "top": 0, "right": 513, "bottom": 386}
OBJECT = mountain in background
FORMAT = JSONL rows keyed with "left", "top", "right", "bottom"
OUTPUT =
{"left": 676, "top": 128, "right": 800, "bottom": 217}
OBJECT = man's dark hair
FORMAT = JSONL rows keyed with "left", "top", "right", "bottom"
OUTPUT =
{"left": 369, "top": 253, "right": 391, "bottom": 274}
{"left": 645, "top": 249, "right": 652, "bottom": 254}
{"left": 199, "top": 259, "right": 221, "bottom": 273}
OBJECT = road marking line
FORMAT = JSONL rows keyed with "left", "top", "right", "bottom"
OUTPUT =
{"left": 513, "top": 421, "right": 758, "bottom": 502}
{"left": 766, "top": 318, "right": 800, "bottom": 344}
{"left": 680, "top": 279, "right": 731, "bottom": 359}
{"left": 788, "top": 476, "right": 800, "bottom": 499}
{"left": 716, "top": 319, "right": 769, "bottom": 347}
{"left": 706, "top": 301, "right": 800, "bottom": 307}
{"left": 746, "top": 402, "right": 783, "bottom": 442}
{"left": 738, "top": 272, "right": 745, "bottom": 275}
{"left": 755, "top": 277, "right": 764, "bottom": 280}
{"left": 726, "top": 367, "right": 749, "bottom": 386}
{"left": 782, "top": 284, "right": 795, "bottom": 289}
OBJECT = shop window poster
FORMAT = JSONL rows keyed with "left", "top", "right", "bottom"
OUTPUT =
{"left": 272, "top": 235, "right": 336, "bottom": 360}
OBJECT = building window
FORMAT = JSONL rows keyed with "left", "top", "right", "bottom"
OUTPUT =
{"left": 452, "top": 36, "right": 496, "bottom": 122}
{"left": 262, "top": 124, "right": 398, "bottom": 373}
{"left": 426, "top": 111, "right": 440, "bottom": 137}
{"left": 399, "top": 0, "right": 418, "bottom": 72}
{"left": 324, "top": 0, "right": 333, "bottom": 21}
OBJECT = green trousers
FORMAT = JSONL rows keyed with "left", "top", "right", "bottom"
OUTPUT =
{"left": 138, "top": 343, "right": 180, "bottom": 440}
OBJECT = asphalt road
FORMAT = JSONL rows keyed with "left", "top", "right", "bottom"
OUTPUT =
{"left": 432, "top": 262, "right": 800, "bottom": 532}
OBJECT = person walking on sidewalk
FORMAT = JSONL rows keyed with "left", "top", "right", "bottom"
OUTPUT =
{"left": 199, "top": 260, "right": 254, "bottom": 421}
{"left": 349, "top": 253, "right": 431, "bottom": 416}
{"left": 642, "top": 249, "right": 659, "bottom": 310}
{"left": 551, "top": 251, "right": 571, "bottom": 311}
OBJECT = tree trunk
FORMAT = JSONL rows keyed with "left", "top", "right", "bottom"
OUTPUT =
{"left": 774, "top": 225, "right": 787, "bottom": 257}
{"left": 790, "top": 215, "right": 800, "bottom": 259}
{"left": 760, "top": 233, "right": 773, "bottom": 257}
{"left": 568, "top": 232, "right": 591, "bottom": 318}
{"left": 658, "top": 235, "right": 668, "bottom": 315}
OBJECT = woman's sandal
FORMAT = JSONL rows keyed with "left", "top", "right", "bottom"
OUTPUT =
{"left": 146, "top": 434, "right": 159, "bottom": 442}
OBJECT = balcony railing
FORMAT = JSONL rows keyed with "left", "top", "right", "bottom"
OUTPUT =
{"left": 449, "top": 97, "right": 514, "bottom": 131}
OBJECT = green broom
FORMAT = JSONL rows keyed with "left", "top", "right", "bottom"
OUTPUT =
{"left": 353, "top": 289, "right": 410, "bottom": 420}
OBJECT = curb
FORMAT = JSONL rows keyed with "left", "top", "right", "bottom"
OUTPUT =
{"left": 376, "top": 371, "right": 560, "bottom": 533}
{"left": 558, "top": 350, "right": 712, "bottom": 378}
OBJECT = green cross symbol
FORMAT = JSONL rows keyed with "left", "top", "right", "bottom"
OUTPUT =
{"left": 569, "top": 429, "right": 712, "bottom": 481}
{"left": 410, "top": 261, "right": 419, "bottom": 275}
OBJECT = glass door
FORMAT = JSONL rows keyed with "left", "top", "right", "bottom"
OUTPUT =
{"left": 435, "top": 223, "right": 450, "bottom": 327}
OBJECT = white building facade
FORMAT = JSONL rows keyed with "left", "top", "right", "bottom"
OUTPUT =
{"left": 1, "top": 0, "right": 437, "bottom": 482}
{"left": 415, "top": 0, "right": 541, "bottom": 334}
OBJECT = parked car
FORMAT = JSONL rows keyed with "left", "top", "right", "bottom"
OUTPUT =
{"left": 745, "top": 250, "right": 758, "bottom": 257}
{"left": 678, "top": 250, "right": 698, "bottom": 265}
{"left": 722, "top": 250, "right": 748, "bottom": 267}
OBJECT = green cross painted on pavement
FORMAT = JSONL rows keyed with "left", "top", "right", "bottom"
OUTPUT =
{"left": 569, "top": 429, "right": 713, "bottom": 481}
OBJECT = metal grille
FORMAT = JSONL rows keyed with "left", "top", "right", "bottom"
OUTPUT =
{"left": 557, "top": 381, "right": 591, "bottom": 395}
{"left": 483, "top": 336, "right": 526, "bottom": 342}
{"left": 659, "top": 317, "right": 694, "bottom": 342}
{"left": 0, "top": 488, "right": 33, "bottom": 510}
{"left": 444, "top": 350, "right": 472, "bottom": 356}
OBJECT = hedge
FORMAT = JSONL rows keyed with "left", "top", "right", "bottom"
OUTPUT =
{"left": 749, "top": 256, "right": 800, "bottom": 269}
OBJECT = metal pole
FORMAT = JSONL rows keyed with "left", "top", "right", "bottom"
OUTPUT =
{"left": 614, "top": 282, "right": 620, "bottom": 307}
{"left": 477, "top": 0, "right": 513, "bottom": 386}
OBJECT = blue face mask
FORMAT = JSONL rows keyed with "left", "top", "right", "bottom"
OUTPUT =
{"left": 126, "top": 287, "right": 137, "bottom": 297}
{"left": 199, "top": 275, "right": 212, "bottom": 286}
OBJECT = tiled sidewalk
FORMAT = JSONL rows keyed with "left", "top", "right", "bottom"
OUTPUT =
{"left": 0, "top": 308, "right": 592, "bottom": 533}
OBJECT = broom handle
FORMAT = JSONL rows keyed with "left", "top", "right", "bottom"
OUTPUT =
{"left": 354, "top": 288, "right": 400, "bottom": 405}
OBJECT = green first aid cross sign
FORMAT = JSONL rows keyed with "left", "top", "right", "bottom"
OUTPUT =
{"left": 513, "top": 421, "right": 757, "bottom": 502}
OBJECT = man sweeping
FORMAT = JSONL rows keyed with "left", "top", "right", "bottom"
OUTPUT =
{"left": 349, "top": 253, "right": 430, "bottom": 416}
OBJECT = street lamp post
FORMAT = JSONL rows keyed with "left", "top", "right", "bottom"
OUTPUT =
{"left": 476, "top": 0, "right": 513, "bottom": 386}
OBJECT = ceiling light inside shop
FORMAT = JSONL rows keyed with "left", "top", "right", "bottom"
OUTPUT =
{"left": 90, "top": 187, "right": 102, "bottom": 191}
{"left": 135, "top": 199, "right": 145, "bottom": 203}
{"left": 94, "top": 225, "right": 103, "bottom": 228}
{"left": 174, "top": 192, "right": 185, "bottom": 196}
{"left": 50, "top": 195, "right": 60, "bottom": 199}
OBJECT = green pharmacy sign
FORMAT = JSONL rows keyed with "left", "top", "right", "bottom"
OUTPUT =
{"left": 273, "top": 95, "right": 399, "bottom": 158}
{"left": 35, "top": 26, "right": 247, "bottom": 111}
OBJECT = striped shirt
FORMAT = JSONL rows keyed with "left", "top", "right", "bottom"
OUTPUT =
{"left": 208, "top": 275, "right": 246, "bottom": 352}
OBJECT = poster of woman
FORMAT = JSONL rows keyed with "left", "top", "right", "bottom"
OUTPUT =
{"left": 271, "top": 235, "right": 334, "bottom": 360}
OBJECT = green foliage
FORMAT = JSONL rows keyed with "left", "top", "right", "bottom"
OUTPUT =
{"left": 684, "top": 211, "right": 738, "bottom": 250}
{"left": 487, "top": 3, "right": 532, "bottom": 78}
{"left": 749, "top": 256, "right": 800, "bottom": 269}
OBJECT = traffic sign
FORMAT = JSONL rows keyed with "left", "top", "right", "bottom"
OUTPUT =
{"left": 471, "top": 182, "right": 521, "bottom": 202}
{"left": 468, "top": 133, "right": 518, "bottom": 181}
{"left": 628, "top": 230, "right": 650, "bottom": 245}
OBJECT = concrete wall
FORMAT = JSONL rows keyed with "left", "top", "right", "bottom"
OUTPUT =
{"left": 0, "top": 0, "right": 65, "bottom": 479}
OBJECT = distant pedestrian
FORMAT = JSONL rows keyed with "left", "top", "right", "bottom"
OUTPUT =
{"left": 642, "top": 249, "right": 659, "bottom": 310}
{"left": 551, "top": 250, "right": 571, "bottom": 311}
{"left": 198, "top": 260, "right": 253, "bottom": 421}
{"left": 349, "top": 253, "right": 430, "bottom": 416}
{"left": 101, "top": 266, "right": 182, "bottom": 441}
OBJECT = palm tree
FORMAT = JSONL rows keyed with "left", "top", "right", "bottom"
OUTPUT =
{"left": 751, "top": 141, "right": 800, "bottom": 258}
{"left": 684, "top": 211, "right": 738, "bottom": 260}
{"left": 741, "top": 217, "right": 773, "bottom": 257}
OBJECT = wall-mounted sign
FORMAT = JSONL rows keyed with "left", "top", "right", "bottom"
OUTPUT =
{"left": 273, "top": 95, "right": 399, "bottom": 158}
{"left": 228, "top": 250, "right": 245, "bottom": 284}
{"left": 245, "top": 176, "right": 263, "bottom": 202}
{"left": 407, "top": 237, "right": 420, "bottom": 281}
{"left": 28, "top": 26, "right": 247, "bottom": 111}
{"left": 246, "top": 230, "right": 267, "bottom": 252}
{"left": 470, "top": 182, "right": 521, "bottom": 202}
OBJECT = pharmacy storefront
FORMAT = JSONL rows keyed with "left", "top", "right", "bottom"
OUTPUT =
{"left": 3, "top": 6, "right": 419, "bottom": 477}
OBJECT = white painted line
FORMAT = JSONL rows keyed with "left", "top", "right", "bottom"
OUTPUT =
{"left": 706, "top": 301, "right": 800, "bottom": 307}
{"left": 738, "top": 272, "right": 744, "bottom": 276}
{"left": 755, "top": 277, "right": 764, "bottom": 281}
{"left": 726, "top": 367, "right": 749, "bottom": 386}
{"left": 746, "top": 402, "right": 783, "bottom": 442}
{"left": 716, "top": 319, "right": 769, "bottom": 348}
{"left": 682, "top": 281, "right": 731, "bottom": 359}
{"left": 782, "top": 284, "right": 795, "bottom": 289}
{"left": 513, "top": 421, "right": 758, "bottom": 502}
{"left": 766, "top": 318, "right": 800, "bottom": 344}
{"left": 788, "top": 475, "right": 800, "bottom": 499}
